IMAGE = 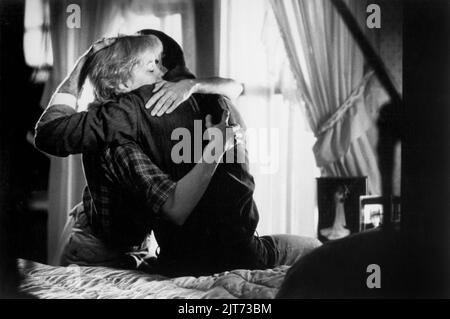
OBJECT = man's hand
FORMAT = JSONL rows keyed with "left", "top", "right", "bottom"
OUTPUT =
{"left": 146, "top": 79, "right": 197, "bottom": 116}
{"left": 89, "top": 37, "right": 117, "bottom": 55}
{"left": 203, "top": 110, "right": 244, "bottom": 163}
{"left": 145, "top": 77, "right": 244, "bottom": 117}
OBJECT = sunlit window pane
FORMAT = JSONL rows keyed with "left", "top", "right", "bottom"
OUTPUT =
{"left": 23, "top": 0, "right": 53, "bottom": 68}
{"left": 219, "top": 0, "right": 319, "bottom": 237}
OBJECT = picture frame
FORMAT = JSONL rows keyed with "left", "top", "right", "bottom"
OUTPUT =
{"left": 317, "top": 177, "right": 368, "bottom": 242}
{"left": 359, "top": 195, "right": 401, "bottom": 232}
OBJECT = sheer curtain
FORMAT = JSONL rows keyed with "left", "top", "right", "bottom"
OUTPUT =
{"left": 220, "top": 0, "right": 319, "bottom": 237}
{"left": 270, "top": 0, "right": 390, "bottom": 195}
{"left": 41, "top": 0, "right": 196, "bottom": 264}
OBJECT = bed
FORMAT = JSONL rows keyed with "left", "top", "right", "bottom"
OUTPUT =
{"left": 18, "top": 259, "right": 288, "bottom": 299}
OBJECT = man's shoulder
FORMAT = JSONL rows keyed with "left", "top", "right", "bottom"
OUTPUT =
{"left": 124, "top": 84, "right": 156, "bottom": 106}
{"left": 96, "top": 85, "right": 156, "bottom": 118}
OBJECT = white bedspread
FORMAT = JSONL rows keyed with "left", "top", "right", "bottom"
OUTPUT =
{"left": 18, "top": 259, "right": 288, "bottom": 299}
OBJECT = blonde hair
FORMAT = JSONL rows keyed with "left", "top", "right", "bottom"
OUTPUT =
{"left": 88, "top": 35, "right": 163, "bottom": 103}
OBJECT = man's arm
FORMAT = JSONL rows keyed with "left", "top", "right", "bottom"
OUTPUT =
{"left": 146, "top": 77, "right": 244, "bottom": 116}
{"left": 35, "top": 77, "right": 241, "bottom": 157}
{"left": 193, "top": 77, "right": 244, "bottom": 99}
{"left": 111, "top": 111, "right": 242, "bottom": 226}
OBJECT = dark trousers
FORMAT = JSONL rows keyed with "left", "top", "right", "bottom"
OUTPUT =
{"left": 150, "top": 234, "right": 322, "bottom": 277}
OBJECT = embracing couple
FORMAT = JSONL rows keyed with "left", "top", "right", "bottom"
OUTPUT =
{"left": 35, "top": 30, "right": 321, "bottom": 277}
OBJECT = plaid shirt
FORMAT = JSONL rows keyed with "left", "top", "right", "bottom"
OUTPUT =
{"left": 80, "top": 142, "right": 176, "bottom": 250}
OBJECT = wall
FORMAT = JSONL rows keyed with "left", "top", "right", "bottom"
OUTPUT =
{"left": 377, "top": 0, "right": 403, "bottom": 94}
{"left": 0, "top": 0, "right": 49, "bottom": 295}
{"left": 378, "top": 0, "right": 402, "bottom": 196}
{"left": 366, "top": 0, "right": 403, "bottom": 196}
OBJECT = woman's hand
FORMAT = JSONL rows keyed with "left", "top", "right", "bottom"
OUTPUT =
{"left": 57, "top": 37, "right": 117, "bottom": 97}
{"left": 202, "top": 109, "right": 244, "bottom": 163}
{"left": 146, "top": 79, "right": 197, "bottom": 116}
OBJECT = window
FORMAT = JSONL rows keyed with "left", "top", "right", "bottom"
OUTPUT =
{"left": 219, "top": 0, "right": 319, "bottom": 236}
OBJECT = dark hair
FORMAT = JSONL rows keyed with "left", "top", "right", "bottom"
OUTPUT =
{"left": 137, "top": 29, "right": 196, "bottom": 81}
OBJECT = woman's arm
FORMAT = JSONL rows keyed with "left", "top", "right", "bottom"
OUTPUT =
{"left": 42, "top": 37, "right": 117, "bottom": 109}
{"left": 112, "top": 110, "right": 242, "bottom": 226}
{"left": 162, "top": 110, "right": 242, "bottom": 225}
{"left": 34, "top": 50, "right": 90, "bottom": 156}
{"left": 34, "top": 37, "right": 155, "bottom": 157}
{"left": 145, "top": 77, "right": 244, "bottom": 116}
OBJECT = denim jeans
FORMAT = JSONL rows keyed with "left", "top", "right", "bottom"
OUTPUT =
{"left": 253, "top": 234, "right": 323, "bottom": 268}
{"left": 59, "top": 206, "right": 151, "bottom": 269}
{"left": 221, "top": 234, "right": 323, "bottom": 271}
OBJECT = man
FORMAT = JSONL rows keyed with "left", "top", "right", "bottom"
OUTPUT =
{"left": 35, "top": 32, "right": 321, "bottom": 276}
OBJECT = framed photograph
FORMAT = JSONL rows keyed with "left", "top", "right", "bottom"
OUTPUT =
{"left": 359, "top": 196, "right": 401, "bottom": 231}
{"left": 317, "top": 177, "right": 368, "bottom": 242}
